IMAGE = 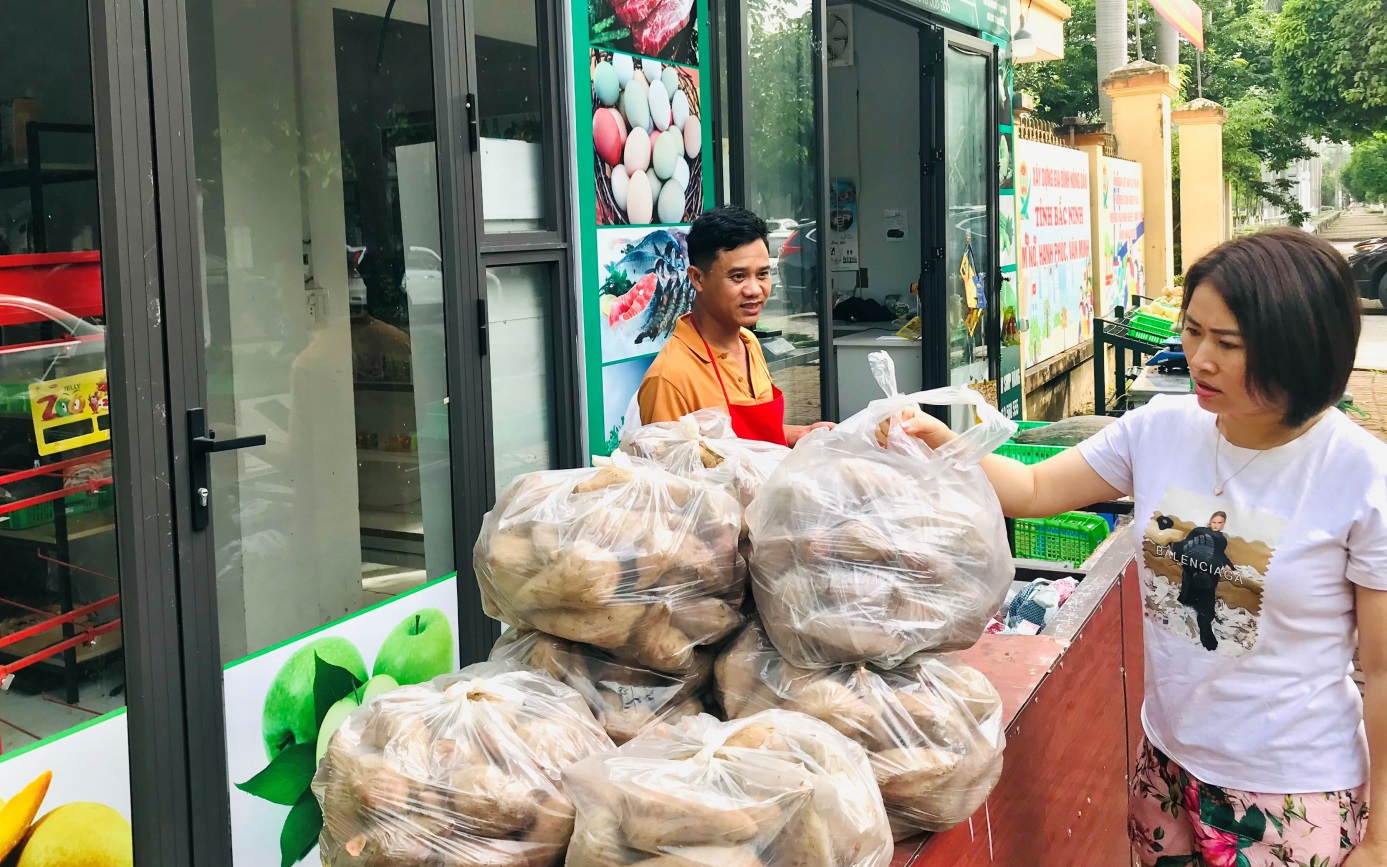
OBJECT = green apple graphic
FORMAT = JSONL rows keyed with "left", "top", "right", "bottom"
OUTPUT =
{"left": 313, "top": 673, "right": 397, "bottom": 762}
{"left": 315, "top": 694, "right": 359, "bottom": 761}
{"left": 373, "top": 608, "right": 455, "bottom": 685}
{"left": 261, "top": 636, "right": 367, "bottom": 760}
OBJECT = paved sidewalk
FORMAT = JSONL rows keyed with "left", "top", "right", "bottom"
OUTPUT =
{"left": 1349, "top": 370, "right": 1387, "bottom": 441}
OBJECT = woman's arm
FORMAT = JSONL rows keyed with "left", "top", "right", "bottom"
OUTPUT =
{"left": 1348, "top": 585, "right": 1387, "bottom": 865}
{"left": 903, "top": 414, "right": 1124, "bottom": 519}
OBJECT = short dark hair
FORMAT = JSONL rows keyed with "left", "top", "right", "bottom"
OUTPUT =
{"left": 686, "top": 206, "right": 770, "bottom": 272}
{"left": 1182, "top": 229, "right": 1359, "bottom": 428}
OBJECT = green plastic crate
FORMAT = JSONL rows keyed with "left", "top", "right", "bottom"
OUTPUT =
{"left": 1120, "top": 311, "right": 1178, "bottom": 346}
{"left": 3, "top": 500, "right": 54, "bottom": 530}
{"left": 995, "top": 421, "right": 1068, "bottom": 465}
{"left": 1013, "top": 512, "right": 1111, "bottom": 563}
{"left": 1, "top": 488, "right": 114, "bottom": 531}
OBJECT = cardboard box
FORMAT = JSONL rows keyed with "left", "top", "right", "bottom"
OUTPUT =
{"left": 1, "top": 97, "right": 41, "bottom": 165}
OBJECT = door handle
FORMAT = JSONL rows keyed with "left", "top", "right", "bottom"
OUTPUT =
{"left": 187, "top": 407, "right": 266, "bottom": 531}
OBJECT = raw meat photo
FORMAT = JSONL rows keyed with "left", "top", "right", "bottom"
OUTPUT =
{"left": 590, "top": 0, "right": 699, "bottom": 65}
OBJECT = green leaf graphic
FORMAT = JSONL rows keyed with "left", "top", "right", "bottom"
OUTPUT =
{"left": 236, "top": 742, "right": 317, "bottom": 806}
{"left": 280, "top": 788, "right": 324, "bottom": 867}
{"left": 313, "top": 652, "right": 364, "bottom": 728}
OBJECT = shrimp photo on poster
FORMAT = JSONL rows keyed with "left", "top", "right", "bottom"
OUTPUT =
{"left": 595, "top": 226, "right": 694, "bottom": 364}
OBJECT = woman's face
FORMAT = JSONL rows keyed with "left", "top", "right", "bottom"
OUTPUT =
{"left": 1182, "top": 283, "right": 1280, "bottom": 420}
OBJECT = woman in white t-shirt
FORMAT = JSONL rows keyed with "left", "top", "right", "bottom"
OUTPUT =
{"left": 905, "top": 229, "right": 1387, "bottom": 867}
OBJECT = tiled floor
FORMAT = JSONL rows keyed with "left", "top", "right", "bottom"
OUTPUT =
{"left": 0, "top": 658, "right": 125, "bottom": 753}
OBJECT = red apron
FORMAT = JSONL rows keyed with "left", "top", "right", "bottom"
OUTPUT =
{"left": 694, "top": 326, "right": 788, "bottom": 446}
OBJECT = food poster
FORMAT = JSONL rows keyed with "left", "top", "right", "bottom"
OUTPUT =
{"left": 1017, "top": 139, "right": 1093, "bottom": 368}
{"left": 591, "top": 50, "right": 703, "bottom": 227}
{"left": 577, "top": 0, "right": 714, "bottom": 457}
{"left": 226, "top": 575, "right": 460, "bottom": 867}
{"left": 597, "top": 226, "right": 693, "bottom": 364}
{"left": 0, "top": 711, "right": 134, "bottom": 865}
{"left": 1098, "top": 156, "right": 1145, "bottom": 318}
{"left": 601, "top": 356, "right": 657, "bottom": 453}
{"left": 589, "top": 0, "right": 698, "bottom": 64}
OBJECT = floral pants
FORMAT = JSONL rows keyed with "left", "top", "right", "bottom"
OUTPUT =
{"left": 1129, "top": 739, "right": 1369, "bottom": 867}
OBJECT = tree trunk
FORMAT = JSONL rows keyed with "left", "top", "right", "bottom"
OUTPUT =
{"left": 1096, "top": 0, "right": 1129, "bottom": 123}
{"left": 1155, "top": 19, "right": 1179, "bottom": 71}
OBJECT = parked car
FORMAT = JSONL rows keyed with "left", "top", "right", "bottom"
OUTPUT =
{"left": 777, "top": 221, "right": 820, "bottom": 313}
{"left": 1350, "top": 237, "right": 1387, "bottom": 306}
{"left": 767, "top": 218, "right": 798, "bottom": 261}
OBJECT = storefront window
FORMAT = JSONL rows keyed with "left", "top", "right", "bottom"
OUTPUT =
{"left": 743, "top": 0, "right": 823, "bottom": 424}
{"left": 944, "top": 43, "right": 992, "bottom": 427}
{"left": 476, "top": 0, "right": 549, "bottom": 234}
{"left": 0, "top": 0, "right": 126, "bottom": 753}
{"left": 487, "top": 264, "right": 557, "bottom": 492}
{"left": 187, "top": 0, "right": 455, "bottom": 662}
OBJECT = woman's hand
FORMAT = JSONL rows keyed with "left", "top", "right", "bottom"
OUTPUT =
{"left": 1345, "top": 838, "right": 1387, "bottom": 866}
{"left": 898, "top": 407, "right": 958, "bottom": 450}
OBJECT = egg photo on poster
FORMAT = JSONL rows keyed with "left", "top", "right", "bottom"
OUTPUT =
{"left": 591, "top": 49, "right": 703, "bottom": 227}
{"left": 595, "top": 225, "right": 694, "bottom": 365}
{"left": 589, "top": 0, "right": 699, "bottom": 65}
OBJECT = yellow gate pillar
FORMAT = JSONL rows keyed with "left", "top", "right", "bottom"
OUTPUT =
{"left": 1103, "top": 60, "right": 1179, "bottom": 292}
{"left": 1173, "top": 98, "right": 1230, "bottom": 267}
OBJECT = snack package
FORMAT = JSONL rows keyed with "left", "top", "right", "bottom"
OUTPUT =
{"left": 490, "top": 630, "right": 711, "bottom": 745}
{"left": 745, "top": 351, "right": 1016, "bottom": 668}
{"left": 715, "top": 621, "right": 1005, "bottom": 838}
{"left": 619, "top": 410, "right": 790, "bottom": 533}
{"left": 563, "top": 709, "right": 894, "bottom": 867}
{"left": 474, "top": 455, "right": 744, "bottom": 674}
{"left": 313, "top": 662, "right": 615, "bottom": 867}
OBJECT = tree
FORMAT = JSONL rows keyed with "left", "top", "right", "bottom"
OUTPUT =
{"left": 1344, "top": 137, "right": 1387, "bottom": 205}
{"left": 1016, "top": 0, "right": 1159, "bottom": 123}
{"left": 1273, "top": 0, "right": 1387, "bottom": 143}
{"left": 1017, "top": 0, "right": 1312, "bottom": 221}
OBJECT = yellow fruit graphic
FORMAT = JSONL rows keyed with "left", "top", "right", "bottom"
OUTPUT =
{"left": 0, "top": 772, "right": 51, "bottom": 860}
{"left": 13, "top": 802, "right": 132, "bottom": 867}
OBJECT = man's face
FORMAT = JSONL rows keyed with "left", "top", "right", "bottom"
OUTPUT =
{"left": 689, "top": 240, "right": 772, "bottom": 330}
{"left": 1209, "top": 515, "right": 1226, "bottom": 532}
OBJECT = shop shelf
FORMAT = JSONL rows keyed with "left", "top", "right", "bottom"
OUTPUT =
{"left": 1013, "top": 512, "right": 1111, "bottom": 563}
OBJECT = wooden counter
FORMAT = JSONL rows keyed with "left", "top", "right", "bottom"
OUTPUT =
{"left": 893, "top": 529, "right": 1143, "bottom": 866}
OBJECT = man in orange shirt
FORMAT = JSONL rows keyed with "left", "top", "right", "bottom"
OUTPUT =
{"left": 637, "top": 206, "right": 832, "bottom": 446}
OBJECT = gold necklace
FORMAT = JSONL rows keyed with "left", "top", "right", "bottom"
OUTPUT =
{"left": 1212, "top": 427, "right": 1266, "bottom": 497}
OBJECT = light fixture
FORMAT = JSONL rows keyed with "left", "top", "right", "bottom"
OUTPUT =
{"left": 1013, "top": 18, "right": 1037, "bottom": 58}
{"left": 1013, "top": 0, "right": 1038, "bottom": 59}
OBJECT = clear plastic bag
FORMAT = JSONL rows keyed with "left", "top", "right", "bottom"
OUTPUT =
{"left": 745, "top": 351, "right": 1016, "bottom": 668}
{"left": 490, "top": 630, "right": 711, "bottom": 745}
{"left": 563, "top": 709, "right": 894, "bottom": 867}
{"left": 474, "top": 455, "right": 745, "bottom": 674}
{"left": 619, "top": 410, "right": 790, "bottom": 535}
{"left": 714, "top": 620, "right": 1005, "bottom": 838}
{"left": 313, "top": 662, "right": 615, "bottom": 867}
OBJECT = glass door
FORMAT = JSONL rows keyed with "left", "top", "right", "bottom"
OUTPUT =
{"left": 728, "top": 0, "right": 834, "bottom": 422}
{"left": 149, "top": 0, "right": 579, "bottom": 862}
{"left": 921, "top": 28, "right": 998, "bottom": 430}
{"left": 175, "top": 1, "right": 476, "bottom": 864}
{"left": 0, "top": 1, "right": 198, "bottom": 864}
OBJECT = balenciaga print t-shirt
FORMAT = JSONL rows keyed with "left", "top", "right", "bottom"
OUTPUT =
{"left": 1079, "top": 396, "right": 1387, "bottom": 793}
